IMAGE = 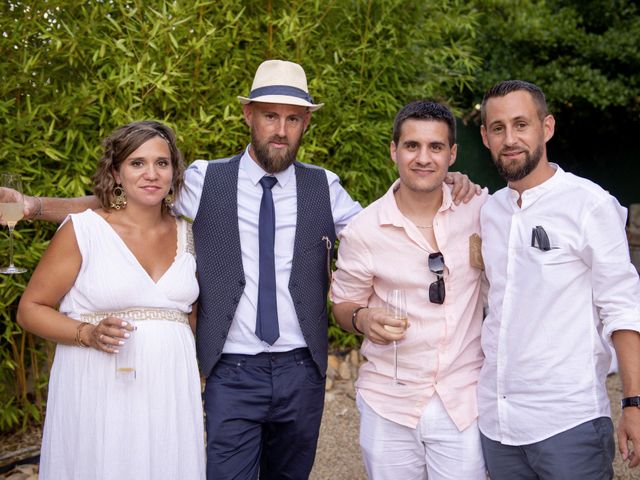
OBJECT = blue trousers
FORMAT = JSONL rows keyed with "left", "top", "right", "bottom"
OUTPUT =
{"left": 204, "top": 348, "right": 326, "bottom": 480}
{"left": 481, "top": 417, "right": 615, "bottom": 480}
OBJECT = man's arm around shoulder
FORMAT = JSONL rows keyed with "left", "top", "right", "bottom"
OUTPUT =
{"left": 0, "top": 187, "right": 98, "bottom": 224}
{"left": 27, "top": 195, "right": 100, "bottom": 223}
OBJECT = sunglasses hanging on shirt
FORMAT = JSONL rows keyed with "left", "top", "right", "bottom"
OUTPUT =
{"left": 531, "top": 225, "right": 552, "bottom": 251}
{"left": 428, "top": 252, "right": 445, "bottom": 304}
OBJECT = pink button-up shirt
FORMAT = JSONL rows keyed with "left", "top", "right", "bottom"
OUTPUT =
{"left": 332, "top": 181, "right": 488, "bottom": 430}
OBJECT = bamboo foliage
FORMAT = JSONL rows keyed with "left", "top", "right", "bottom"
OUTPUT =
{"left": 0, "top": 0, "right": 479, "bottom": 432}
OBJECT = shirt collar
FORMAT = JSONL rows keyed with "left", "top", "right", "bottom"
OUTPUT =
{"left": 508, "top": 163, "right": 563, "bottom": 208}
{"left": 241, "top": 144, "right": 295, "bottom": 189}
{"left": 377, "top": 179, "right": 454, "bottom": 227}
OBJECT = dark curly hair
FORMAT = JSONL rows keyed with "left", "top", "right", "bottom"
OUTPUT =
{"left": 92, "top": 121, "right": 185, "bottom": 212}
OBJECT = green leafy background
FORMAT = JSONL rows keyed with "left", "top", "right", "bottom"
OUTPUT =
{"left": 1, "top": 0, "right": 638, "bottom": 432}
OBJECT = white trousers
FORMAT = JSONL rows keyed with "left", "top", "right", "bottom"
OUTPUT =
{"left": 357, "top": 393, "right": 486, "bottom": 480}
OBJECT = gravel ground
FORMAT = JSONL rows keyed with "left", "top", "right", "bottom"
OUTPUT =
{"left": 311, "top": 380, "right": 366, "bottom": 480}
{"left": 1, "top": 374, "right": 636, "bottom": 479}
{"left": 310, "top": 374, "right": 637, "bottom": 480}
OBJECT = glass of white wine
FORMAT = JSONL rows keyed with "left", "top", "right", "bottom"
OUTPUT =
{"left": 0, "top": 173, "right": 27, "bottom": 274}
{"left": 385, "top": 288, "right": 407, "bottom": 386}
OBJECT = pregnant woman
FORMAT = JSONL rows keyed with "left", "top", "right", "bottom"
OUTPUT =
{"left": 18, "top": 121, "right": 205, "bottom": 479}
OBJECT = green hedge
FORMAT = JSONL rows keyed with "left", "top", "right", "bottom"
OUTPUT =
{"left": 0, "top": 0, "right": 479, "bottom": 432}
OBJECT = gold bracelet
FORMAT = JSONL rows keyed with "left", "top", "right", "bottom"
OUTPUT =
{"left": 74, "top": 321, "right": 91, "bottom": 348}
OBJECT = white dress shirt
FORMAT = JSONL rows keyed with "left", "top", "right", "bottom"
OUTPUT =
{"left": 175, "top": 146, "right": 362, "bottom": 354}
{"left": 478, "top": 164, "right": 640, "bottom": 445}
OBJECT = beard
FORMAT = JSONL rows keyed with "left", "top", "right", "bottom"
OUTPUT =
{"left": 251, "top": 131, "right": 302, "bottom": 174}
{"left": 492, "top": 144, "right": 543, "bottom": 182}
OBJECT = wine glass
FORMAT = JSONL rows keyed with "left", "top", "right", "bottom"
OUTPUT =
{"left": 0, "top": 173, "right": 27, "bottom": 274}
{"left": 385, "top": 289, "right": 407, "bottom": 385}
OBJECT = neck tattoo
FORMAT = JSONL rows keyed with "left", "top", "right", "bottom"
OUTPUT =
{"left": 415, "top": 224, "right": 433, "bottom": 229}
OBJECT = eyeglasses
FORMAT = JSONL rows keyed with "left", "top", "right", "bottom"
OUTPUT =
{"left": 428, "top": 252, "right": 445, "bottom": 304}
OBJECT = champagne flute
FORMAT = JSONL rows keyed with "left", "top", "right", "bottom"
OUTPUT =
{"left": 0, "top": 173, "right": 27, "bottom": 274}
{"left": 385, "top": 289, "right": 407, "bottom": 385}
{"left": 116, "top": 322, "right": 137, "bottom": 381}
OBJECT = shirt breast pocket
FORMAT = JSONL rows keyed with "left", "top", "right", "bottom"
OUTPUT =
{"left": 444, "top": 238, "right": 482, "bottom": 278}
{"left": 526, "top": 243, "right": 575, "bottom": 266}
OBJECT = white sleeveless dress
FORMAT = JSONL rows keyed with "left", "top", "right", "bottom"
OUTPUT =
{"left": 38, "top": 210, "right": 205, "bottom": 480}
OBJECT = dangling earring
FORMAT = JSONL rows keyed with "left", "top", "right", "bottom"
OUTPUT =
{"left": 110, "top": 184, "right": 127, "bottom": 210}
{"left": 163, "top": 188, "right": 175, "bottom": 210}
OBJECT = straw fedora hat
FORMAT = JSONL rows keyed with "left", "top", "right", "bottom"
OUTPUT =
{"left": 238, "top": 60, "right": 324, "bottom": 112}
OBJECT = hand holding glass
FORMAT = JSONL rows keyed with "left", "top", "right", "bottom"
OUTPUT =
{"left": 386, "top": 289, "right": 407, "bottom": 385}
{"left": 0, "top": 174, "right": 26, "bottom": 274}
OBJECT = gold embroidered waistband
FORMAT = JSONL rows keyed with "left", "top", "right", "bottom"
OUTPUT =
{"left": 79, "top": 308, "right": 188, "bottom": 325}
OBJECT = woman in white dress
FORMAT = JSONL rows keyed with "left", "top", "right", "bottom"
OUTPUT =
{"left": 17, "top": 121, "right": 205, "bottom": 480}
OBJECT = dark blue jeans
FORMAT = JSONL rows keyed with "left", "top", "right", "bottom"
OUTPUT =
{"left": 481, "top": 417, "right": 615, "bottom": 480}
{"left": 204, "top": 348, "right": 326, "bottom": 480}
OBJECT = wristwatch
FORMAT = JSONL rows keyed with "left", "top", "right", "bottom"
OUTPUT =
{"left": 620, "top": 396, "right": 640, "bottom": 409}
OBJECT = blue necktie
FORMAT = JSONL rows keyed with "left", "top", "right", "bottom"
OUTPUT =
{"left": 256, "top": 176, "right": 279, "bottom": 344}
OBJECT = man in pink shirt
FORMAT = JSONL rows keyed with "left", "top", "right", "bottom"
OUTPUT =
{"left": 332, "top": 100, "right": 488, "bottom": 479}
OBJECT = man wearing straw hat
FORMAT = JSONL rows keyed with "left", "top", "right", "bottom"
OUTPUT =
{"left": 181, "top": 59, "right": 361, "bottom": 479}
{"left": 12, "top": 59, "right": 478, "bottom": 479}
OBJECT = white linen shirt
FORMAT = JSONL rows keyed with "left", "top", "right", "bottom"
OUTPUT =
{"left": 478, "top": 164, "right": 640, "bottom": 445}
{"left": 175, "top": 146, "right": 362, "bottom": 354}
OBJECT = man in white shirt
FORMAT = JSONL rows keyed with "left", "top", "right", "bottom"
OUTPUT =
{"left": 478, "top": 79, "right": 640, "bottom": 478}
